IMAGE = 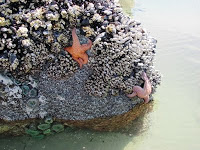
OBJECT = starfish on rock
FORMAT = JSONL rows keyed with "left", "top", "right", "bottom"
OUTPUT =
{"left": 127, "top": 72, "right": 152, "bottom": 103}
{"left": 64, "top": 28, "right": 92, "bottom": 68}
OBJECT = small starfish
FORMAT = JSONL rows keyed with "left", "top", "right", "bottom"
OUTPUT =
{"left": 64, "top": 28, "right": 92, "bottom": 68}
{"left": 127, "top": 72, "right": 152, "bottom": 103}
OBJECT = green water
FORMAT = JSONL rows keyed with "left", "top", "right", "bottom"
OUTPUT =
{"left": 1, "top": 0, "right": 200, "bottom": 149}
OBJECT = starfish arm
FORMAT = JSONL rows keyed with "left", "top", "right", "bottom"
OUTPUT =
{"left": 144, "top": 96, "right": 150, "bottom": 103}
{"left": 143, "top": 74, "right": 152, "bottom": 95}
{"left": 72, "top": 56, "right": 83, "bottom": 68}
{"left": 133, "top": 86, "right": 148, "bottom": 99}
{"left": 72, "top": 28, "right": 80, "bottom": 46}
{"left": 144, "top": 81, "right": 152, "bottom": 95}
{"left": 127, "top": 91, "right": 137, "bottom": 98}
{"left": 79, "top": 58, "right": 84, "bottom": 63}
{"left": 142, "top": 72, "right": 148, "bottom": 80}
{"left": 81, "top": 53, "right": 88, "bottom": 64}
{"left": 64, "top": 47, "right": 73, "bottom": 54}
{"left": 64, "top": 28, "right": 93, "bottom": 69}
{"left": 81, "top": 39, "right": 92, "bottom": 52}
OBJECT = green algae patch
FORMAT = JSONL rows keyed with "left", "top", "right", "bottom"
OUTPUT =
{"left": 25, "top": 129, "right": 40, "bottom": 136}
{"left": 37, "top": 124, "right": 50, "bottom": 131}
{"left": 0, "top": 125, "right": 12, "bottom": 134}
{"left": 52, "top": 124, "right": 64, "bottom": 133}
{"left": 43, "top": 129, "right": 52, "bottom": 135}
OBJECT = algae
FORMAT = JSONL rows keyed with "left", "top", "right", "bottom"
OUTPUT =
{"left": 37, "top": 123, "right": 50, "bottom": 131}
{"left": 0, "top": 125, "right": 12, "bottom": 134}
{"left": 25, "top": 128, "right": 40, "bottom": 136}
{"left": 52, "top": 124, "right": 64, "bottom": 133}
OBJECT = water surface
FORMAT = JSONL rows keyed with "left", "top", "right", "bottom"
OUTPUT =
{"left": 1, "top": 0, "right": 200, "bottom": 149}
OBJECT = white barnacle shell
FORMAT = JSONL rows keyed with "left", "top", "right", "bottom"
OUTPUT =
{"left": 10, "top": 58, "right": 19, "bottom": 70}
{"left": 93, "top": 32, "right": 106, "bottom": 45}
{"left": 113, "top": 7, "right": 123, "bottom": 13}
{"left": 87, "top": 3, "right": 95, "bottom": 11}
{"left": 42, "top": 0, "right": 53, "bottom": 3}
{"left": 51, "top": 42, "right": 61, "bottom": 53}
{"left": 61, "top": 9, "right": 68, "bottom": 19}
{"left": 106, "top": 24, "right": 116, "bottom": 34}
{"left": 68, "top": 5, "right": 81, "bottom": 17}
{"left": 103, "top": 10, "right": 112, "bottom": 15}
{"left": 57, "top": 33, "right": 68, "bottom": 44}
{"left": 116, "top": 36, "right": 130, "bottom": 44}
{"left": 22, "top": 39, "right": 31, "bottom": 47}
{"left": 46, "top": 21, "right": 52, "bottom": 30}
{"left": 1, "top": 27, "right": 8, "bottom": 32}
{"left": 16, "top": 26, "right": 28, "bottom": 37}
{"left": 23, "top": 12, "right": 32, "bottom": 23}
{"left": 5, "top": 39, "right": 11, "bottom": 49}
{"left": 32, "top": 7, "right": 45, "bottom": 20}
{"left": 10, "top": 0, "right": 19, "bottom": 2}
{"left": 135, "top": 32, "right": 143, "bottom": 40}
{"left": 92, "top": 13, "right": 103, "bottom": 22}
{"left": 0, "top": 41, "right": 5, "bottom": 51}
{"left": 46, "top": 12, "right": 60, "bottom": 21}
{"left": 82, "top": 26, "right": 95, "bottom": 37}
{"left": 50, "top": 4, "right": 59, "bottom": 11}
{"left": 30, "top": 19, "right": 44, "bottom": 30}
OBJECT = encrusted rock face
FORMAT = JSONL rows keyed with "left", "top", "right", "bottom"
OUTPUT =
{"left": 0, "top": 0, "right": 161, "bottom": 131}
{"left": 85, "top": 19, "right": 161, "bottom": 96}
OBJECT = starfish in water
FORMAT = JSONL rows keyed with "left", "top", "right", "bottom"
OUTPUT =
{"left": 64, "top": 28, "right": 92, "bottom": 68}
{"left": 127, "top": 72, "right": 152, "bottom": 103}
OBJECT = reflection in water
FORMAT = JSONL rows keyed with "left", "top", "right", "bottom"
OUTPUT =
{"left": 120, "top": 102, "right": 154, "bottom": 136}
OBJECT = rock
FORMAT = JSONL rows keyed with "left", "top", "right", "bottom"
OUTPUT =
{"left": 0, "top": 0, "right": 161, "bottom": 136}
{"left": 0, "top": 102, "right": 152, "bottom": 136}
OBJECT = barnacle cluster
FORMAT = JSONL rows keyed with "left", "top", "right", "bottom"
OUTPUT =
{"left": 84, "top": 1, "right": 161, "bottom": 97}
{"left": 0, "top": 0, "right": 101, "bottom": 79}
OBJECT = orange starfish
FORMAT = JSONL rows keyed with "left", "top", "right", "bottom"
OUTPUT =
{"left": 64, "top": 28, "right": 92, "bottom": 68}
{"left": 127, "top": 72, "right": 152, "bottom": 103}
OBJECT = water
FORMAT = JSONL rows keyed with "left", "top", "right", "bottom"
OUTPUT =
{"left": 1, "top": 0, "right": 200, "bottom": 149}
